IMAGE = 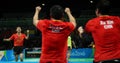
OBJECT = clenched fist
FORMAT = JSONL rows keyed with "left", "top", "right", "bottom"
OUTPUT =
{"left": 65, "top": 8, "right": 71, "bottom": 13}
{"left": 27, "top": 30, "right": 30, "bottom": 33}
{"left": 36, "top": 6, "right": 41, "bottom": 12}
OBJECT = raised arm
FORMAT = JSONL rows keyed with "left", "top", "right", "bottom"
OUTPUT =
{"left": 65, "top": 8, "right": 76, "bottom": 27}
{"left": 3, "top": 38, "right": 11, "bottom": 41}
{"left": 25, "top": 30, "right": 30, "bottom": 39}
{"left": 33, "top": 6, "right": 42, "bottom": 27}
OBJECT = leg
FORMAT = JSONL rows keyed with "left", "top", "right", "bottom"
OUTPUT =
{"left": 20, "top": 53, "right": 23, "bottom": 62}
{"left": 67, "top": 47, "right": 71, "bottom": 60}
{"left": 14, "top": 54, "right": 19, "bottom": 62}
{"left": 14, "top": 46, "right": 24, "bottom": 62}
{"left": 19, "top": 46, "right": 24, "bottom": 62}
{"left": 13, "top": 47, "right": 19, "bottom": 62}
{"left": 67, "top": 52, "right": 70, "bottom": 60}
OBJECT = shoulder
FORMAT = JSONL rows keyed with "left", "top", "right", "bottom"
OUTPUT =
{"left": 11, "top": 33, "right": 16, "bottom": 37}
{"left": 22, "top": 33, "right": 27, "bottom": 37}
{"left": 39, "top": 19, "right": 50, "bottom": 22}
{"left": 12, "top": 33, "right": 16, "bottom": 36}
{"left": 38, "top": 19, "right": 50, "bottom": 24}
{"left": 65, "top": 22, "right": 75, "bottom": 29}
{"left": 86, "top": 17, "right": 98, "bottom": 24}
{"left": 65, "top": 22, "right": 74, "bottom": 25}
{"left": 109, "top": 16, "right": 120, "bottom": 19}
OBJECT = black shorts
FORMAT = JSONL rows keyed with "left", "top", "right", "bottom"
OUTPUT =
{"left": 13, "top": 46, "right": 24, "bottom": 55}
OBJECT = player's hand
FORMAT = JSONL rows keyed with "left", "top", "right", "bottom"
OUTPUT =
{"left": 65, "top": 8, "right": 71, "bottom": 14}
{"left": 36, "top": 6, "right": 41, "bottom": 12}
{"left": 27, "top": 30, "right": 30, "bottom": 33}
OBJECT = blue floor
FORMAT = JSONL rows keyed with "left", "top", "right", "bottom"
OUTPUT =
{"left": 0, "top": 62, "right": 38, "bottom": 63}
{"left": 0, "top": 61, "right": 93, "bottom": 63}
{"left": 0, "top": 58, "right": 93, "bottom": 63}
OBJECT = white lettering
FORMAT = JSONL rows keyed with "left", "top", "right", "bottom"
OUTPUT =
{"left": 107, "top": 20, "right": 114, "bottom": 24}
{"left": 104, "top": 25, "right": 113, "bottom": 29}
{"left": 71, "top": 51, "right": 85, "bottom": 56}
{"left": 100, "top": 21, "right": 106, "bottom": 25}
{"left": 100, "top": 20, "right": 114, "bottom": 29}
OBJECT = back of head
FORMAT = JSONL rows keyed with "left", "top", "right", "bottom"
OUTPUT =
{"left": 50, "top": 5, "right": 64, "bottom": 20}
{"left": 96, "top": 0, "right": 111, "bottom": 15}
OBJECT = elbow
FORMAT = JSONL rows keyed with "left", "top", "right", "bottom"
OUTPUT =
{"left": 74, "top": 23, "right": 77, "bottom": 27}
{"left": 33, "top": 16, "right": 36, "bottom": 25}
{"left": 73, "top": 21, "right": 77, "bottom": 27}
{"left": 33, "top": 19, "right": 36, "bottom": 26}
{"left": 33, "top": 21, "right": 35, "bottom": 26}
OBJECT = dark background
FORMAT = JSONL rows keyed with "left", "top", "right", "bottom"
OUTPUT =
{"left": 0, "top": 0, "right": 119, "bottom": 12}
{"left": 0, "top": 0, "right": 119, "bottom": 50}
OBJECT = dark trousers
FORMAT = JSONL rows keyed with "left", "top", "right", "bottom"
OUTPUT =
{"left": 94, "top": 59, "right": 120, "bottom": 63}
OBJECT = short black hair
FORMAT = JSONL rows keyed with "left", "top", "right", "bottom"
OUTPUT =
{"left": 96, "top": 0, "right": 111, "bottom": 15}
{"left": 50, "top": 5, "right": 64, "bottom": 20}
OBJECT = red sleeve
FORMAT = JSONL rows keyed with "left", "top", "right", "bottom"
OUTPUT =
{"left": 85, "top": 20, "right": 95, "bottom": 33}
{"left": 10, "top": 34, "right": 15, "bottom": 40}
{"left": 115, "top": 16, "right": 120, "bottom": 29}
{"left": 67, "top": 22, "right": 75, "bottom": 32}
{"left": 23, "top": 34, "right": 27, "bottom": 38}
{"left": 116, "top": 16, "right": 120, "bottom": 23}
{"left": 118, "top": 16, "right": 120, "bottom": 25}
{"left": 36, "top": 20, "right": 45, "bottom": 31}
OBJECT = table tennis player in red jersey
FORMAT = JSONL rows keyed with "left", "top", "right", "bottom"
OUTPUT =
{"left": 85, "top": 0, "right": 120, "bottom": 63}
{"left": 3, "top": 27, "right": 29, "bottom": 62}
{"left": 33, "top": 5, "right": 76, "bottom": 63}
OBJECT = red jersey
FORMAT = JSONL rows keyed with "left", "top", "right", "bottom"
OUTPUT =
{"left": 10, "top": 33, "right": 26, "bottom": 46}
{"left": 85, "top": 16, "right": 120, "bottom": 62}
{"left": 37, "top": 19, "right": 75, "bottom": 63}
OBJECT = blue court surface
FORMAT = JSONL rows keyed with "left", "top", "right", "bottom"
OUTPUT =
{"left": 0, "top": 58, "right": 93, "bottom": 63}
{"left": 0, "top": 62, "right": 92, "bottom": 63}
{"left": 0, "top": 48, "right": 94, "bottom": 63}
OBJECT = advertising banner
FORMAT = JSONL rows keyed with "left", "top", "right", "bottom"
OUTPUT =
{"left": 70, "top": 48, "right": 94, "bottom": 58}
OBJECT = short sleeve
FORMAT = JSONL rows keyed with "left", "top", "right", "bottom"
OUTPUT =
{"left": 36, "top": 20, "right": 45, "bottom": 31}
{"left": 67, "top": 22, "right": 75, "bottom": 32}
{"left": 10, "top": 34, "right": 15, "bottom": 40}
{"left": 115, "top": 16, "right": 120, "bottom": 30}
{"left": 116, "top": 16, "right": 120, "bottom": 25}
{"left": 85, "top": 20, "right": 95, "bottom": 33}
{"left": 23, "top": 34, "right": 27, "bottom": 38}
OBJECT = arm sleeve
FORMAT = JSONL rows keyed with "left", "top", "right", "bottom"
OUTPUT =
{"left": 9, "top": 34, "right": 15, "bottom": 40}
{"left": 67, "top": 22, "right": 75, "bottom": 32}
{"left": 85, "top": 20, "right": 95, "bottom": 33}
{"left": 36, "top": 20, "right": 45, "bottom": 31}
{"left": 24, "top": 34, "right": 27, "bottom": 38}
{"left": 116, "top": 16, "right": 120, "bottom": 29}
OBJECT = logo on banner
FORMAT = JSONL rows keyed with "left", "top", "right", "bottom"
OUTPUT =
{"left": 70, "top": 48, "right": 93, "bottom": 58}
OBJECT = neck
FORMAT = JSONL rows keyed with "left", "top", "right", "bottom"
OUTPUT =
{"left": 17, "top": 32, "right": 21, "bottom": 35}
{"left": 51, "top": 18, "right": 62, "bottom": 22}
{"left": 98, "top": 14, "right": 109, "bottom": 17}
